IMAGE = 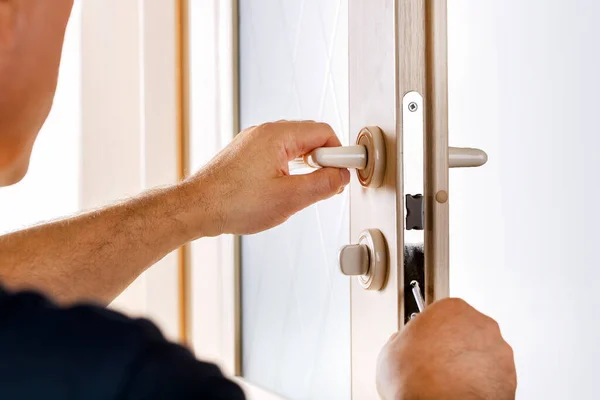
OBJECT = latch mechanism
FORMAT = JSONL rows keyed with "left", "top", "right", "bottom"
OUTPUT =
{"left": 405, "top": 194, "right": 424, "bottom": 231}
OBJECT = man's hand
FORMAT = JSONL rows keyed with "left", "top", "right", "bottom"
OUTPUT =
{"left": 0, "top": 120, "right": 349, "bottom": 304}
{"left": 377, "top": 298, "right": 517, "bottom": 400}
{"left": 181, "top": 121, "right": 350, "bottom": 236}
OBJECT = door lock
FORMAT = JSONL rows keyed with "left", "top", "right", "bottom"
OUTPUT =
{"left": 339, "top": 229, "right": 388, "bottom": 291}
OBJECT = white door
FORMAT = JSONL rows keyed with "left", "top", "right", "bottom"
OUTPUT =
{"left": 448, "top": 1, "right": 600, "bottom": 398}
{"left": 186, "top": 1, "right": 485, "bottom": 398}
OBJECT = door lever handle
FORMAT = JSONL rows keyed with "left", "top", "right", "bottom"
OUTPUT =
{"left": 448, "top": 147, "right": 488, "bottom": 168}
{"left": 289, "top": 126, "right": 387, "bottom": 188}
{"left": 301, "top": 145, "right": 367, "bottom": 169}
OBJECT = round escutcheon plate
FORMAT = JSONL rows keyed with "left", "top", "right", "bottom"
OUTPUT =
{"left": 357, "top": 229, "right": 388, "bottom": 291}
{"left": 356, "top": 126, "right": 386, "bottom": 188}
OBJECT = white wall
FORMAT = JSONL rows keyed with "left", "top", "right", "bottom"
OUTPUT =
{"left": 448, "top": 1, "right": 600, "bottom": 398}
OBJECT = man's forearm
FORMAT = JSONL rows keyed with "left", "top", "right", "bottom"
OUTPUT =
{"left": 0, "top": 183, "right": 205, "bottom": 305}
{"left": 0, "top": 121, "right": 350, "bottom": 306}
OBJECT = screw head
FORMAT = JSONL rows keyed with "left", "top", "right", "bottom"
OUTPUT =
{"left": 408, "top": 102, "right": 418, "bottom": 112}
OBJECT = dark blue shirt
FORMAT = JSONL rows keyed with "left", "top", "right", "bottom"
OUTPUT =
{"left": 0, "top": 286, "right": 245, "bottom": 399}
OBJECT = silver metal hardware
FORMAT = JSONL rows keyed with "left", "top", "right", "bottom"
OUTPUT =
{"left": 403, "top": 92, "right": 426, "bottom": 320}
{"left": 410, "top": 280, "right": 425, "bottom": 313}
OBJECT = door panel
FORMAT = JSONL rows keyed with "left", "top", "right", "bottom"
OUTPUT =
{"left": 238, "top": 0, "right": 351, "bottom": 398}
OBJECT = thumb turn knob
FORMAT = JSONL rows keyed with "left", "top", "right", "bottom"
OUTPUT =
{"left": 339, "top": 244, "right": 370, "bottom": 276}
{"left": 338, "top": 229, "right": 388, "bottom": 291}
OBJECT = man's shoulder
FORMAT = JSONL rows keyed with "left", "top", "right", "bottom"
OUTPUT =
{"left": 0, "top": 287, "right": 244, "bottom": 399}
{"left": 0, "top": 287, "right": 164, "bottom": 360}
{"left": 0, "top": 288, "right": 167, "bottom": 398}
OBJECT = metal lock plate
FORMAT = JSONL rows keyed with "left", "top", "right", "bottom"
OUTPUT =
{"left": 402, "top": 92, "right": 426, "bottom": 321}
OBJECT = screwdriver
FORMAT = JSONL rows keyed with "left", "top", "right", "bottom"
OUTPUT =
{"left": 410, "top": 280, "right": 425, "bottom": 315}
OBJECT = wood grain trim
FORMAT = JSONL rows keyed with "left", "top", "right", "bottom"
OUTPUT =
{"left": 214, "top": 0, "right": 240, "bottom": 377}
{"left": 425, "top": 0, "right": 450, "bottom": 302}
{"left": 176, "top": 0, "right": 191, "bottom": 344}
{"left": 349, "top": 0, "right": 399, "bottom": 397}
{"left": 349, "top": 0, "right": 448, "bottom": 396}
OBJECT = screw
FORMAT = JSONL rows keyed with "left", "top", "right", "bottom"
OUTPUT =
{"left": 408, "top": 102, "right": 418, "bottom": 112}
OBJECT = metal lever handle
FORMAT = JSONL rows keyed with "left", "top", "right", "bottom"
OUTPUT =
{"left": 298, "top": 145, "right": 367, "bottom": 169}
{"left": 449, "top": 147, "right": 488, "bottom": 168}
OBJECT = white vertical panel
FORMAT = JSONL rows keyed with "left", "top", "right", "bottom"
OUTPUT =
{"left": 81, "top": 0, "right": 147, "bottom": 317}
{"left": 187, "top": 0, "right": 240, "bottom": 374}
{"left": 81, "top": 0, "right": 180, "bottom": 340}
{"left": 139, "top": 0, "right": 180, "bottom": 342}
{"left": 187, "top": 0, "right": 224, "bottom": 364}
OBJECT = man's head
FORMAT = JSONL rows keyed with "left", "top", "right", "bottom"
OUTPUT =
{"left": 0, "top": 0, "right": 74, "bottom": 186}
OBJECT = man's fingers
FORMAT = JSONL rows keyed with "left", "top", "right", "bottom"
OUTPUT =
{"left": 277, "top": 167, "right": 350, "bottom": 211}
{"left": 265, "top": 121, "right": 342, "bottom": 160}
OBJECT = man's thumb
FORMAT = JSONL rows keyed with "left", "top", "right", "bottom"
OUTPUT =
{"left": 281, "top": 167, "right": 350, "bottom": 211}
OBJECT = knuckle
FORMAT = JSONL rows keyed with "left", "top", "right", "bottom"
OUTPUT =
{"left": 258, "top": 121, "right": 275, "bottom": 132}
{"left": 317, "top": 122, "right": 334, "bottom": 134}
{"left": 437, "top": 297, "right": 470, "bottom": 312}
{"left": 484, "top": 315, "right": 500, "bottom": 330}
{"left": 504, "top": 342, "right": 515, "bottom": 359}
{"left": 240, "top": 125, "right": 257, "bottom": 134}
{"left": 387, "top": 331, "right": 401, "bottom": 343}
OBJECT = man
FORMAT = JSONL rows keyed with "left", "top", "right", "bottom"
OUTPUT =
{"left": 0, "top": 1, "right": 516, "bottom": 399}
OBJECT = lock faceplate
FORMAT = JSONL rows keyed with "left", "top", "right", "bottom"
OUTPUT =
{"left": 403, "top": 92, "right": 426, "bottom": 320}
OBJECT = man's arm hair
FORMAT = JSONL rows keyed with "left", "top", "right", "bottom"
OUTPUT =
{"left": 0, "top": 121, "right": 349, "bottom": 306}
{"left": 0, "top": 184, "right": 203, "bottom": 305}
